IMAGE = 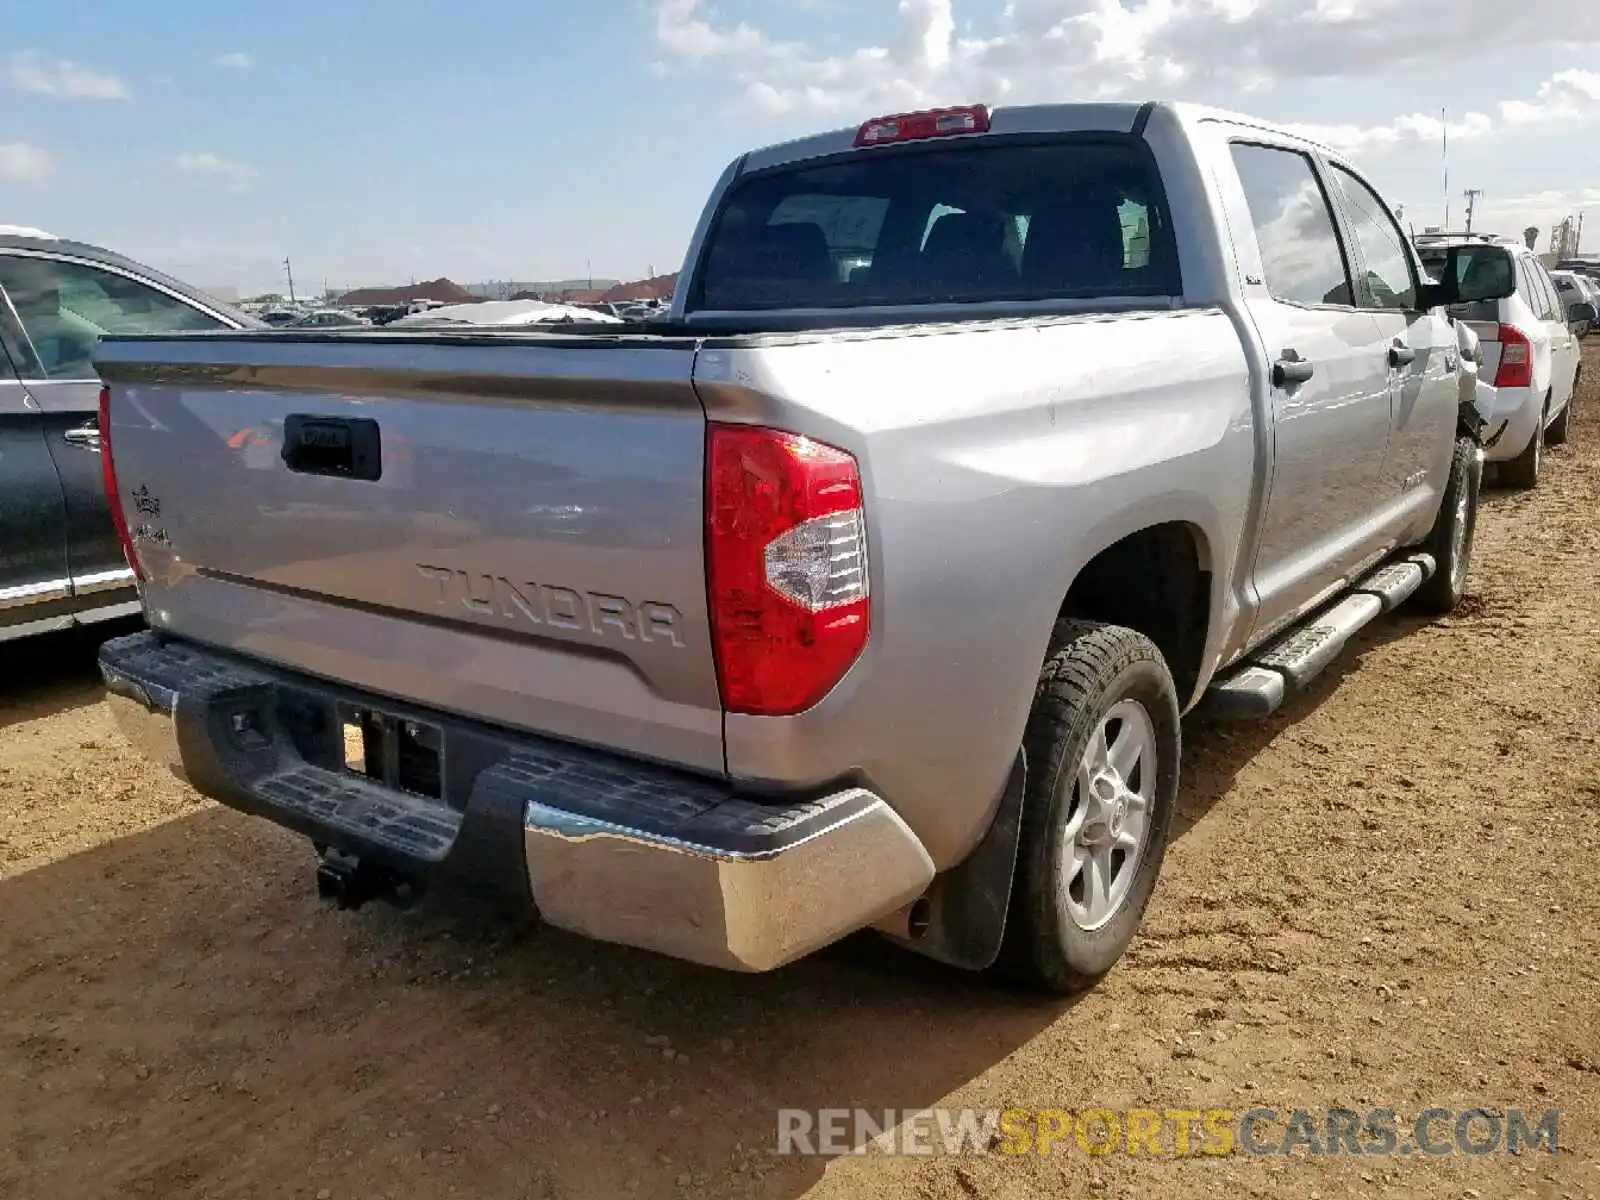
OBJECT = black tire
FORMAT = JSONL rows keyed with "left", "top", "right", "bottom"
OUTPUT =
{"left": 1499, "top": 399, "right": 1546, "bottom": 489}
{"left": 1546, "top": 382, "right": 1575, "bottom": 447}
{"left": 1412, "top": 436, "right": 1482, "bottom": 614}
{"left": 997, "top": 620, "right": 1180, "bottom": 995}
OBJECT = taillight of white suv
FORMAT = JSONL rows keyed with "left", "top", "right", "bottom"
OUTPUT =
{"left": 1493, "top": 324, "right": 1533, "bottom": 389}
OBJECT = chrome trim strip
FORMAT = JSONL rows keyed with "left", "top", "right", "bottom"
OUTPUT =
{"left": 72, "top": 567, "right": 135, "bottom": 596}
{"left": 75, "top": 599, "right": 143, "bottom": 624}
{"left": 0, "top": 613, "right": 74, "bottom": 642}
{"left": 0, "top": 578, "right": 70, "bottom": 611}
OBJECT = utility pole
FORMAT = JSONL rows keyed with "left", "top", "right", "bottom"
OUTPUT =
{"left": 282, "top": 256, "right": 297, "bottom": 304}
{"left": 1463, "top": 188, "right": 1483, "bottom": 235}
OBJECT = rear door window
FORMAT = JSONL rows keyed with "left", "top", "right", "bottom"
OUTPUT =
{"left": 693, "top": 137, "right": 1177, "bottom": 311}
{"left": 0, "top": 254, "right": 227, "bottom": 379}
{"left": 0, "top": 294, "right": 42, "bottom": 378}
{"left": 1514, "top": 258, "right": 1557, "bottom": 326}
{"left": 1530, "top": 262, "right": 1563, "bottom": 322}
{"left": 1228, "top": 142, "right": 1354, "bottom": 308}
{"left": 1327, "top": 166, "right": 1416, "bottom": 311}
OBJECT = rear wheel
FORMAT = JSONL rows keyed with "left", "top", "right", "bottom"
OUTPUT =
{"left": 1499, "top": 398, "right": 1546, "bottom": 489}
{"left": 998, "top": 620, "right": 1180, "bottom": 994}
{"left": 1413, "top": 436, "right": 1482, "bottom": 614}
{"left": 1546, "top": 381, "right": 1576, "bottom": 446}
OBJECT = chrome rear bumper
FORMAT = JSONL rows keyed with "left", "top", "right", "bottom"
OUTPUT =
{"left": 101, "top": 632, "right": 934, "bottom": 972}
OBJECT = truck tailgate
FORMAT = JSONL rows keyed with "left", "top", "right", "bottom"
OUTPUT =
{"left": 95, "top": 333, "right": 723, "bottom": 774}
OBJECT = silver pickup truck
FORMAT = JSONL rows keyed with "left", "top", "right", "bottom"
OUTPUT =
{"left": 95, "top": 101, "right": 1514, "bottom": 993}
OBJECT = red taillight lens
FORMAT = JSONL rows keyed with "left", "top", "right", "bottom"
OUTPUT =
{"left": 1493, "top": 324, "right": 1532, "bottom": 389}
{"left": 98, "top": 385, "right": 144, "bottom": 581}
{"left": 854, "top": 104, "right": 990, "bottom": 147}
{"left": 706, "top": 424, "right": 869, "bottom": 716}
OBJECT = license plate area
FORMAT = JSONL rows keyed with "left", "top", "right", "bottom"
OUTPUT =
{"left": 338, "top": 702, "right": 444, "bottom": 800}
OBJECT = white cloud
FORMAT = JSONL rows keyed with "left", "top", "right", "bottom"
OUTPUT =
{"left": 655, "top": 0, "right": 1600, "bottom": 116}
{"left": 654, "top": 0, "right": 796, "bottom": 60}
{"left": 1476, "top": 186, "right": 1600, "bottom": 236}
{"left": 1500, "top": 69, "right": 1600, "bottom": 125}
{"left": 0, "top": 142, "right": 55, "bottom": 185}
{"left": 7, "top": 51, "right": 130, "bottom": 100}
{"left": 215, "top": 52, "right": 253, "bottom": 70}
{"left": 176, "top": 152, "right": 258, "bottom": 191}
{"left": 1283, "top": 110, "right": 1494, "bottom": 157}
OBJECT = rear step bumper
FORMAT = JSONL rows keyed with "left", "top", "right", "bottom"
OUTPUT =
{"left": 99, "top": 631, "right": 935, "bottom": 972}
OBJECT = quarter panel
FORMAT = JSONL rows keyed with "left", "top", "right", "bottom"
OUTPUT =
{"left": 696, "top": 310, "right": 1253, "bottom": 866}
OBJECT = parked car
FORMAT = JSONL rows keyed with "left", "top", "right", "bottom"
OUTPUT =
{"left": 1551, "top": 269, "right": 1599, "bottom": 337}
{"left": 1415, "top": 232, "right": 1581, "bottom": 488}
{"left": 388, "top": 298, "right": 623, "bottom": 328}
{"left": 1554, "top": 258, "right": 1600, "bottom": 282}
{"left": 0, "top": 230, "right": 258, "bottom": 642}
{"left": 95, "top": 101, "right": 1510, "bottom": 994}
{"left": 290, "top": 308, "right": 370, "bottom": 328}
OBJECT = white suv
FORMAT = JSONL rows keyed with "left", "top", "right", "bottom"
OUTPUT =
{"left": 1416, "top": 233, "right": 1580, "bottom": 488}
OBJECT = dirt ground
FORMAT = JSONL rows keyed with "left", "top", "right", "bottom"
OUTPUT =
{"left": 3, "top": 352, "right": 1599, "bottom": 1200}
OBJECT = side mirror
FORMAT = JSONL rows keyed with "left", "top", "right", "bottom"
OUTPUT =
{"left": 1568, "top": 300, "right": 1596, "bottom": 326}
{"left": 1421, "top": 243, "right": 1517, "bottom": 307}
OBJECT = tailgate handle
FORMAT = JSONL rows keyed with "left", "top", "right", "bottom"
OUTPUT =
{"left": 281, "top": 415, "right": 382, "bottom": 481}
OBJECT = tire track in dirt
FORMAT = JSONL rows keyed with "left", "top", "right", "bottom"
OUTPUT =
{"left": 2, "top": 356, "right": 1599, "bottom": 1199}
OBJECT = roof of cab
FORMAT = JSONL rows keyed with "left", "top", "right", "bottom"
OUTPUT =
{"left": 735, "top": 99, "right": 1339, "bottom": 175}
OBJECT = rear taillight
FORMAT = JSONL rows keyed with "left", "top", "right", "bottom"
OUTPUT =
{"left": 1493, "top": 324, "right": 1532, "bottom": 389}
{"left": 706, "top": 424, "right": 869, "bottom": 716}
{"left": 854, "top": 104, "right": 990, "bottom": 147}
{"left": 98, "top": 385, "right": 144, "bottom": 581}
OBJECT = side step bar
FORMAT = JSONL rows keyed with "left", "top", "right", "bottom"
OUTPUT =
{"left": 1201, "top": 553, "right": 1435, "bottom": 720}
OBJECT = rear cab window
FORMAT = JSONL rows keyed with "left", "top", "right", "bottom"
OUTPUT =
{"left": 690, "top": 137, "right": 1178, "bottom": 313}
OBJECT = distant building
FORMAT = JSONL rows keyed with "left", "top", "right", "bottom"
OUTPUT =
{"left": 601, "top": 272, "right": 678, "bottom": 303}
{"left": 199, "top": 285, "right": 241, "bottom": 303}
{"left": 338, "top": 278, "right": 476, "bottom": 307}
{"left": 466, "top": 279, "right": 620, "bottom": 299}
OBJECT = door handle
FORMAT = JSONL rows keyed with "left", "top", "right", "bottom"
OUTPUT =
{"left": 62, "top": 424, "right": 101, "bottom": 450}
{"left": 1388, "top": 342, "right": 1417, "bottom": 367}
{"left": 1271, "top": 353, "right": 1314, "bottom": 387}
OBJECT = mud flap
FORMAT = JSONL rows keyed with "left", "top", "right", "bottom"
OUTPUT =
{"left": 885, "top": 751, "right": 1026, "bottom": 972}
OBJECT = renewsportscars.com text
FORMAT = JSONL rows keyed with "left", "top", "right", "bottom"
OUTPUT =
{"left": 776, "top": 1106, "right": 1560, "bottom": 1158}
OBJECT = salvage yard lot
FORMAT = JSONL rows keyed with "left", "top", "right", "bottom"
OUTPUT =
{"left": 3, "top": 350, "right": 1598, "bottom": 1200}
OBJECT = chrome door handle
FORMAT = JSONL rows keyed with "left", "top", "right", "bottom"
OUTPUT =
{"left": 63, "top": 424, "right": 101, "bottom": 450}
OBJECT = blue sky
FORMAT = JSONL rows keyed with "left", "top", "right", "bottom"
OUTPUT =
{"left": 2, "top": 0, "right": 1596, "bottom": 295}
